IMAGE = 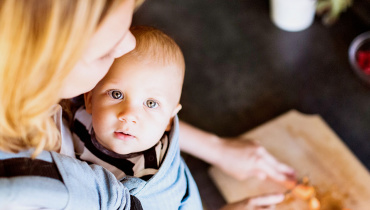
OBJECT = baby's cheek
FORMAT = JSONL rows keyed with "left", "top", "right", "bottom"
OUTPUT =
{"left": 151, "top": 124, "right": 168, "bottom": 140}
{"left": 92, "top": 115, "right": 108, "bottom": 134}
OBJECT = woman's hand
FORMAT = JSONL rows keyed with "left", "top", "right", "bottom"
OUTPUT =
{"left": 220, "top": 193, "right": 285, "bottom": 210}
{"left": 215, "top": 138, "right": 295, "bottom": 182}
{"left": 179, "top": 120, "right": 295, "bottom": 182}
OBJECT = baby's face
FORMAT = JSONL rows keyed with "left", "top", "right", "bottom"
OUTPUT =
{"left": 85, "top": 57, "right": 183, "bottom": 154}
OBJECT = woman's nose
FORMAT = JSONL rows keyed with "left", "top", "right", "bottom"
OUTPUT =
{"left": 112, "top": 31, "right": 136, "bottom": 58}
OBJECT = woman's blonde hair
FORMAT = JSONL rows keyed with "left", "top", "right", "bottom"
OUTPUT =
{"left": 0, "top": 0, "right": 126, "bottom": 157}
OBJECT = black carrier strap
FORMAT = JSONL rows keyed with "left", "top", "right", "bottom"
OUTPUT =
{"left": 130, "top": 195, "right": 143, "bottom": 210}
{"left": 1, "top": 158, "right": 143, "bottom": 209}
{"left": 0, "top": 158, "right": 63, "bottom": 183}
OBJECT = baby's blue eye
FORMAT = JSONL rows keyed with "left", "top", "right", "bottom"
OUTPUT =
{"left": 145, "top": 100, "right": 158, "bottom": 108}
{"left": 108, "top": 90, "right": 123, "bottom": 99}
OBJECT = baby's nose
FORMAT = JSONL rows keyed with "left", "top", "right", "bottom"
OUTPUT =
{"left": 118, "top": 115, "right": 137, "bottom": 124}
{"left": 117, "top": 106, "right": 138, "bottom": 124}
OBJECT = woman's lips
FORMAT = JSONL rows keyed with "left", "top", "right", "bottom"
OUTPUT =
{"left": 114, "top": 132, "right": 136, "bottom": 141}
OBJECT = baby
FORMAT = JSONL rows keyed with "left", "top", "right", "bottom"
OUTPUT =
{"left": 72, "top": 26, "right": 202, "bottom": 209}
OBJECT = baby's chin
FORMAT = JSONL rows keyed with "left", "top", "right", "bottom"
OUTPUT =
{"left": 97, "top": 140, "right": 140, "bottom": 156}
{"left": 111, "top": 146, "right": 149, "bottom": 156}
{"left": 112, "top": 148, "right": 139, "bottom": 155}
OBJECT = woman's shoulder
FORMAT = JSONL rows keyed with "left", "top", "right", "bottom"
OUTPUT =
{"left": 0, "top": 150, "right": 67, "bottom": 209}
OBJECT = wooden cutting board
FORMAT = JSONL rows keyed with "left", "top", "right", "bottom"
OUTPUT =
{"left": 209, "top": 110, "right": 370, "bottom": 210}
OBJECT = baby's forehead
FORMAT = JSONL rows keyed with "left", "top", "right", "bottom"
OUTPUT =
{"left": 115, "top": 56, "right": 184, "bottom": 78}
{"left": 148, "top": 59, "right": 184, "bottom": 76}
{"left": 108, "top": 58, "right": 183, "bottom": 85}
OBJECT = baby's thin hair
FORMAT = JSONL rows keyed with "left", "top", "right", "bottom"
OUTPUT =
{"left": 128, "top": 26, "right": 185, "bottom": 71}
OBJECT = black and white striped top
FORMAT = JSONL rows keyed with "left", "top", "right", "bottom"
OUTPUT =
{"left": 72, "top": 107, "right": 169, "bottom": 181}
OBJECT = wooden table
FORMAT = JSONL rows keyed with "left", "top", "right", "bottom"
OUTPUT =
{"left": 209, "top": 110, "right": 370, "bottom": 210}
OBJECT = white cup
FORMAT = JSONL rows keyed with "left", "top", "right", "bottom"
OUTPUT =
{"left": 270, "top": 0, "right": 316, "bottom": 32}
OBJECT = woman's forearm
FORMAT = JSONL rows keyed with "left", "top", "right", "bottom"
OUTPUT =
{"left": 178, "top": 120, "right": 223, "bottom": 165}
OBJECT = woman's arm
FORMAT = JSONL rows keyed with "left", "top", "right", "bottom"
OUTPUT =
{"left": 179, "top": 120, "right": 295, "bottom": 181}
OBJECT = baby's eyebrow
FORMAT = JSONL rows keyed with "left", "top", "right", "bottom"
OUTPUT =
{"left": 99, "top": 83, "right": 120, "bottom": 92}
{"left": 104, "top": 79, "right": 122, "bottom": 86}
{"left": 150, "top": 93, "right": 169, "bottom": 103}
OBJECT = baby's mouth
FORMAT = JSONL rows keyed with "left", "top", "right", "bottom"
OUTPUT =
{"left": 114, "top": 131, "right": 136, "bottom": 141}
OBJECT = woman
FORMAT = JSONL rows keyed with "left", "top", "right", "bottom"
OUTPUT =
{"left": 0, "top": 0, "right": 293, "bottom": 209}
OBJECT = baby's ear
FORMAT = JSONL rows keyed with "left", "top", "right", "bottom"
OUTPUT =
{"left": 84, "top": 91, "right": 93, "bottom": 114}
{"left": 165, "top": 104, "right": 182, "bottom": 131}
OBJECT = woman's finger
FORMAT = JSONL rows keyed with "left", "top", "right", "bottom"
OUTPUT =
{"left": 248, "top": 194, "right": 284, "bottom": 206}
{"left": 220, "top": 194, "right": 283, "bottom": 210}
{"left": 258, "top": 148, "right": 295, "bottom": 175}
{"left": 255, "top": 149, "right": 295, "bottom": 181}
{"left": 255, "top": 171, "right": 268, "bottom": 180}
{"left": 254, "top": 158, "right": 287, "bottom": 181}
{"left": 257, "top": 205, "right": 276, "bottom": 210}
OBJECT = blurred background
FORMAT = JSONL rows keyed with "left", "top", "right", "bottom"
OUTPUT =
{"left": 132, "top": 0, "right": 370, "bottom": 208}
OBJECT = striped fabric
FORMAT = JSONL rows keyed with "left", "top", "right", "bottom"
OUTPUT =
{"left": 72, "top": 107, "right": 168, "bottom": 181}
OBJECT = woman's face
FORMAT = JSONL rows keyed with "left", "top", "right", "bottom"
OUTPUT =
{"left": 60, "top": 0, "right": 136, "bottom": 99}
